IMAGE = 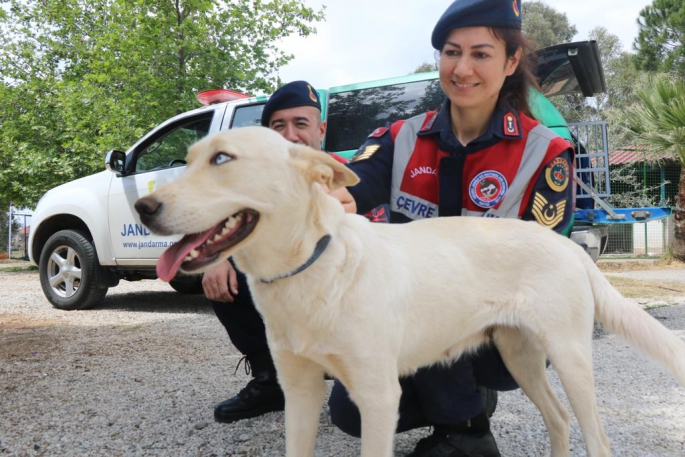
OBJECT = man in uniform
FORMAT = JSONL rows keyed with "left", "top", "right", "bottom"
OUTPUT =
{"left": 204, "top": 80, "right": 352, "bottom": 424}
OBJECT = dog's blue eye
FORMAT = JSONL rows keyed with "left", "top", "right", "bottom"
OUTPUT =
{"left": 212, "top": 153, "right": 233, "bottom": 165}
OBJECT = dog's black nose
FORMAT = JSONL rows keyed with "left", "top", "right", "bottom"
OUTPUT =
{"left": 135, "top": 196, "right": 161, "bottom": 217}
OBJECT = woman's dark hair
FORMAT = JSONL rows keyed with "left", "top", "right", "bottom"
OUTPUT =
{"left": 491, "top": 27, "right": 540, "bottom": 118}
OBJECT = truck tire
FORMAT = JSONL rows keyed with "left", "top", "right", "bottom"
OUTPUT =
{"left": 39, "top": 229, "right": 108, "bottom": 310}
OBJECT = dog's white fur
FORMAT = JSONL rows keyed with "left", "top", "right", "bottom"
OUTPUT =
{"left": 139, "top": 127, "right": 685, "bottom": 457}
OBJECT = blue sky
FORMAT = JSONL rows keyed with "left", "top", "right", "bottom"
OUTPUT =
{"left": 277, "top": 0, "right": 653, "bottom": 90}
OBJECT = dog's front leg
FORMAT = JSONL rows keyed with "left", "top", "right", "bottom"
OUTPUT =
{"left": 272, "top": 350, "right": 327, "bottom": 457}
{"left": 348, "top": 362, "right": 402, "bottom": 457}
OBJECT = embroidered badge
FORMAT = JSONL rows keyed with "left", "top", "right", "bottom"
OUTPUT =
{"left": 369, "top": 127, "right": 388, "bottom": 138}
{"left": 469, "top": 171, "right": 508, "bottom": 209}
{"left": 512, "top": 0, "right": 520, "bottom": 17}
{"left": 351, "top": 144, "right": 381, "bottom": 162}
{"left": 545, "top": 157, "right": 570, "bottom": 192}
{"left": 503, "top": 112, "right": 519, "bottom": 137}
{"left": 307, "top": 84, "right": 318, "bottom": 103}
{"left": 531, "top": 193, "right": 566, "bottom": 228}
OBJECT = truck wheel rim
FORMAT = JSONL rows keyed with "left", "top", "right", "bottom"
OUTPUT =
{"left": 46, "top": 245, "right": 82, "bottom": 298}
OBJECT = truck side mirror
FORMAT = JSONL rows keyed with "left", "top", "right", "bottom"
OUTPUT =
{"left": 105, "top": 150, "right": 126, "bottom": 176}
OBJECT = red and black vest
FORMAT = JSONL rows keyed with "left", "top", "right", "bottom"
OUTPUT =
{"left": 389, "top": 110, "right": 569, "bottom": 221}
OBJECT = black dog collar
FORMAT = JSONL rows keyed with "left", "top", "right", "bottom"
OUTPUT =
{"left": 260, "top": 235, "right": 332, "bottom": 284}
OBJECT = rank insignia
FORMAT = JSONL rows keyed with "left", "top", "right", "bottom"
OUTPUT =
{"left": 351, "top": 144, "right": 381, "bottom": 162}
{"left": 368, "top": 127, "right": 388, "bottom": 138}
{"left": 421, "top": 113, "right": 439, "bottom": 132}
{"left": 531, "top": 193, "right": 566, "bottom": 228}
{"left": 545, "top": 157, "right": 570, "bottom": 192}
{"left": 307, "top": 84, "right": 318, "bottom": 103}
{"left": 503, "top": 112, "right": 520, "bottom": 137}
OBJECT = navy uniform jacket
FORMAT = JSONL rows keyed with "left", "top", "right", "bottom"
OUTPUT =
{"left": 346, "top": 99, "right": 574, "bottom": 236}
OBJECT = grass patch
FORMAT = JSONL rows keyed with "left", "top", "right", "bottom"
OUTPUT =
{"left": 605, "top": 276, "right": 685, "bottom": 299}
{"left": 598, "top": 258, "right": 685, "bottom": 272}
{"left": 0, "top": 265, "right": 38, "bottom": 272}
{"left": 644, "top": 303, "right": 678, "bottom": 311}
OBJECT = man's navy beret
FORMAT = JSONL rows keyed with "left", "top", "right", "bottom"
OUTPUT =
{"left": 431, "top": 0, "right": 522, "bottom": 50}
{"left": 261, "top": 80, "right": 321, "bottom": 126}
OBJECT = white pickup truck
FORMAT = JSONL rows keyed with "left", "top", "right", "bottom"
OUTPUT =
{"left": 29, "top": 41, "right": 615, "bottom": 310}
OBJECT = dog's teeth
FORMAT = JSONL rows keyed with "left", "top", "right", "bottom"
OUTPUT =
{"left": 184, "top": 255, "right": 192, "bottom": 261}
{"left": 206, "top": 239, "right": 214, "bottom": 245}
{"left": 221, "top": 227, "right": 230, "bottom": 236}
{"left": 214, "top": 234, "right": 222, "bottom": 242}
{"left": 190, "top": 249, "right": 199, "bottom": 259}
{"left": 225, "top": 217, "right": 238, "bottom": 229}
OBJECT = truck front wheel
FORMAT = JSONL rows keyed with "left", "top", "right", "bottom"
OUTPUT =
{"left": 39, "top": 230, "right": 108, "bottom": 310}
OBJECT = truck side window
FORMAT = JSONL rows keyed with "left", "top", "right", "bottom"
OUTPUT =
{"left": 230, "top": 104, "right": 265, "bottom": 129}
{"left": 135, "top": 114, "right": 213, "bottom": 173}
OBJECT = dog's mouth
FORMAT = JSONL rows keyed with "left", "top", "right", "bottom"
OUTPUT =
{"left": 156, "top": 209, "right": 259, "bottom": 282}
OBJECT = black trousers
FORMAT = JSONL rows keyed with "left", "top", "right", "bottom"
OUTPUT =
{"left": 210, "top": 263, "right": 269, "bottom": 356}
{"left": 328, "top": 345, "right": 520, "bottom": 438}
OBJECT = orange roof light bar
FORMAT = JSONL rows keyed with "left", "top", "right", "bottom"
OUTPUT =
{"left": 196, "top": 89, "right": 251, "bottom": 106}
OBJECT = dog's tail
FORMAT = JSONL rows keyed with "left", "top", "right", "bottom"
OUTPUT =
{"left": 583, "top": 254, "right": 685, "bottom": 386}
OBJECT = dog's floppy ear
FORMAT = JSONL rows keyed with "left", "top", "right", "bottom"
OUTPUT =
{"left": 289, "top": 145, "right": 360, "bottom": 190}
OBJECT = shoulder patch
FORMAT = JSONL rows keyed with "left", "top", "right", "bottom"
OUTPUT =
{"left": 545, "top": 157, "right": 570, "bottom": 192}
{"left": 368, "top": 127, "right": 388, "bottom": 138}
{"left": 531, "top": 192, "right": 566, "bottom": 228}
{"left": 351, "top": 144, "right": 381, "bottom": 163}
{"left": 421, "top": 112, "right": 439, "bottom": 132}
{"left": 503, "top": 112, "right": 520, "bottom": 137}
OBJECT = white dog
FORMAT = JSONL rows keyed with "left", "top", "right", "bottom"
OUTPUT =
{"left": 135, "top": 127, "right": 685, "bottom": 457}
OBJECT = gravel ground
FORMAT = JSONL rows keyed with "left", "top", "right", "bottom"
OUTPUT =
{"left": 1, "top": 268, "right": 684, "bottom": 456}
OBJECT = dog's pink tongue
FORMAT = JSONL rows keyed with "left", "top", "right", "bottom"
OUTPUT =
{"left": 157, "top": 232, "right": 209, "bottom": 282}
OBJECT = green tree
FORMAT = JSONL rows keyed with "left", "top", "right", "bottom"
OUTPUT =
{"left": 549, "top": 27, "right": 640, "bottom": 128}
{"left": 520, "top": 1, "right": 581, "bottom": 123}
{"left": 522, "top": 0, "right": 577, "bottom": 49}
{"left": 587, "top": 27, "right": 643, "bottom": 151}
{"left": 0, "top": 0, "right": 324, "bottom": 209}
{"left": 413, "top": 62, "right": 438, "bottom": 74}
{"left": 633, "top": 0, "right": 685, "bottom": 74}
{"left": 590, "top": 27, "right": 640, "bottom": 113}
{"left": 620, "top": 73, "right": 685, "bottom": 260}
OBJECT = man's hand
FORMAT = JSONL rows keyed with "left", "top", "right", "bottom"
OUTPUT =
{"left": 202, "top": 260, "right": 238, "bottom": 302}
{"left": 327, "top": 186, "right": 357, "bottom": 214}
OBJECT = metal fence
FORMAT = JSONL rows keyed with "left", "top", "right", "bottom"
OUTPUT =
{"left": 602, "top": 160, "right": 681, "bottom": 258}
{"left": 569, "top": 121, "right": 682, "bottom": 259}
{"left": 602, "top": 217, "right": 675, "bottom": 258}
{"left": 568, "top": 121, "right": 611, "bottom": 204}
{"left": 2, "top": 207, "right": 31, "bottom": 261}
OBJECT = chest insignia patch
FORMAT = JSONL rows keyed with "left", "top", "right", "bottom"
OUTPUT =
{"left": 545, "top": 157, "right": 570, "bottom": 192}
{"left": 469, "top": 170, "right": 508, "bottom": 209}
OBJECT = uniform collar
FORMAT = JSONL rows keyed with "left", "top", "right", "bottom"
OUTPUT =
{"left": 419, "top": 99, "right": 524, "bottom": 143}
